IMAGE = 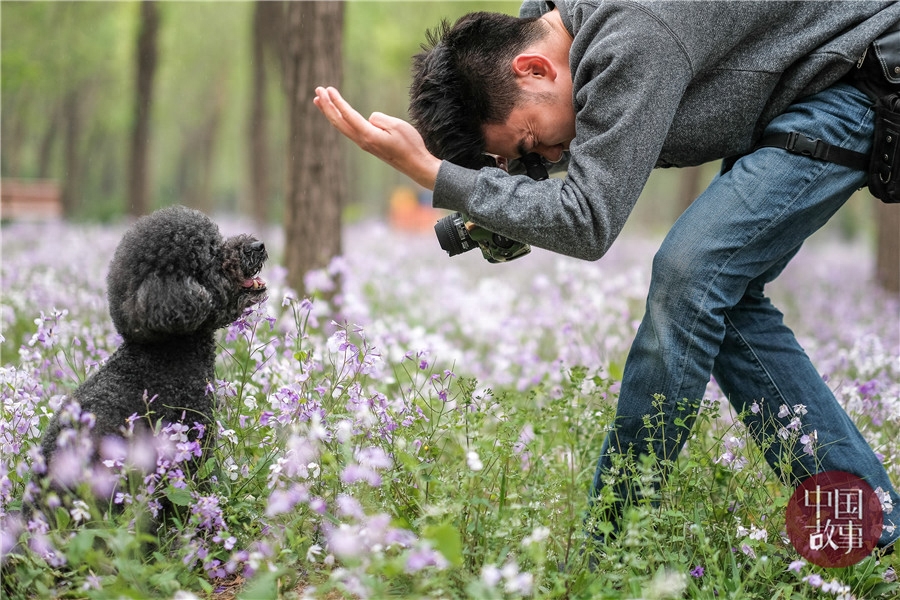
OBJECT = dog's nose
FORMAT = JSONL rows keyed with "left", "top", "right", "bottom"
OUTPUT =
{"left": 250, "top": 241, "right": 265, "bottom": 253}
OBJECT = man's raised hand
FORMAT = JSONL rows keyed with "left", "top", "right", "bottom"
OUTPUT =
{"left": 313, "top": 86, "right": 443, "bottom": 190}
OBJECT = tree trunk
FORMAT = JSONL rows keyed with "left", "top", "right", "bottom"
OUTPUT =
{"left": 875, "top": 202, "right": 900, "bottom": 294}
{"left": 195, "top": 102, "right": 222, "bottom": 215}
{"left": 1, "top": 95, "right": 27, "bottom": 178}
{"left": 37, "top": 106, "right": 60, "bottom": 179}
{"left": 677, "top": 165, "right": 704, "bottom": 216}
{"left": 60, "top": 90, "right": 82, "bottom": 217}
{"left": 283, "top": 1, "right": 345, "bottom": 296}
{"left": 128, "top": 0, "right": 159, "bottom": 217}
{"left": 248, "top": 0, "right": 273, "bottom": 226}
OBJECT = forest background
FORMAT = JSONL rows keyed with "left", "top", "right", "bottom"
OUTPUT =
{"left": 1, "top": 0, "right": 897, "bottom": 295}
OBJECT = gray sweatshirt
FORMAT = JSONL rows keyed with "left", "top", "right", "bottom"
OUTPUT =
{"left": 431, "top": 0, "right": 900, "bottom": 260}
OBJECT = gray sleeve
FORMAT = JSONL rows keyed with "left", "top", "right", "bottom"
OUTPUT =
{"left": 518, "top": 0, "right": 553, "bottom": 19}
{"left": 433, "top": 3, "right": 692, "bottom": 261}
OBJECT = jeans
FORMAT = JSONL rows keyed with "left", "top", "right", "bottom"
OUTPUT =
{"left": 591, "top": 82, "right": 900, "bottom": 548}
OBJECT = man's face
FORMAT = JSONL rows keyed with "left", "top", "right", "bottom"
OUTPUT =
{"left": 482, "top": 91, "right": 576, "bottom": 164}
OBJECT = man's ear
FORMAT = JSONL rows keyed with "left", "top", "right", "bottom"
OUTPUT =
{"left": 512, "top": 53, "right": 557, "bottom": 84}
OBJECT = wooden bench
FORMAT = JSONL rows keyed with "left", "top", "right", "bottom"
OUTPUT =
{"left": 1, "top": 179, "right": 62, "bottom": 221}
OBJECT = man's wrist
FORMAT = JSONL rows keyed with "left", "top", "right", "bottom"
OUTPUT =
{"left": 414, "top": 155, "right": 443, "bottom": 190}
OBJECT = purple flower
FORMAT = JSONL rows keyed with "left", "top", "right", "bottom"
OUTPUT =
{"left": 81, "top": 573, "right": 102, "bottom": 591}
{"left": 0, "top": 515, "right": 24, "bottom": 560}
{"left": 800, "top": 432, "right": 817, "bottom": 456}
{"left": 405, "top": 547, "right": 449, "bottom": 573}
{"left": 802, "top": 574, "right": 823, "bottom": 588}
{"left": 340, "top": 463, "right": 381, "bottom": 487}
{"left": 191, "top": 494, "right": 226, "bottom": 531}
{"left": 336, "top": 494, "right": 365, "bottom": 520}
{"left": 787, "top": 559, "right": 805, "bottom": 573}
{"left": 355, "top": 446, "right": 392, "bottom": 470}
{"left": 326, "top": 523, "right": 362, "bottom": 559}
{"left": 690, "top": 565, "right": 704, "bottom": 578}
{"left": 48, "top": 444, "right": 91, "bottom": 488}
{"left": 858, "top": 379, "right": 878, "bottom": 396}
{"left": 265, "top": 484, "right": 308, "bottom": 517}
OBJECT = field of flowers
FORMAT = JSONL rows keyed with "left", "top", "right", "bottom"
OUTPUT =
{"left": 1, "top": 214, "right": 898, "bottom": 599}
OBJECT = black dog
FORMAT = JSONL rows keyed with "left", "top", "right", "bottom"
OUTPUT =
{"left": 36, "top": 205, "right": 267, "bottom": 512}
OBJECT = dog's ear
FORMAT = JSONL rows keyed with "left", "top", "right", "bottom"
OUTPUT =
{"left": 123, "top": 273, "right": 214, "bottom": 339}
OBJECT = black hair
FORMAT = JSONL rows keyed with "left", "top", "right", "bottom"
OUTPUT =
{"left": 409, "top": 12, "right": 546, "bottom": 168}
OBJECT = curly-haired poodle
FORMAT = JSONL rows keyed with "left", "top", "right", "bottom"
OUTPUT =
{"left": 37, "top": 205, "right": 267, "bottom": 504}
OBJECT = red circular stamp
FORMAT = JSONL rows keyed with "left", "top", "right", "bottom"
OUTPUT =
{"left": 785, "top": 471, "right": 883, "bottom": 568}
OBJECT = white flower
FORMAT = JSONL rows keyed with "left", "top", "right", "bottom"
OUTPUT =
{"left": 821, "top": 579, "right": 850, "bottom": 594}
{"left": 70, "top": 500, "right": 91, "bottom": 524}
{"left": 467, "top": 450, "right": 483, "bottom": 471}
{"left": 875, "top": 487, "right": 894, "bottom": 514}
{"left": 521, "top": 526, "right": 551, "bottom": 547}
{"left": 749, "top": 525, "right": 768, "bottom": 541}
{"left": 481, "top": 564, "right": 501, "bottom": 587}
{"left": 644, "top": 568, "right": 687, "bottom": 599}
{"left": 504, "top": 571, "right": 533, "bottom": 596}
{"left": 306, "top": 544, "right": 323, "bottom": 563}
{"left": 335, "top": 420, "right": 353, "bottom": 443}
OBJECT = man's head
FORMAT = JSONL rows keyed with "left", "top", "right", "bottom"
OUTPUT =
{"left": 409, "top": 11, "right": 574, "bottom": 169}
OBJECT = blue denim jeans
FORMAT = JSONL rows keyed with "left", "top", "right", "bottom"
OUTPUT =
{"left": 592, "top": 82, "right": 899, "bottom": 548}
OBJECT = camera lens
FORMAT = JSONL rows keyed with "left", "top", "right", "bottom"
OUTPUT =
{"left": 520, "top": 153, "right": 549, "bottom": 181}
{"left": 434, "top": 212, "right": 476, "bottom": 256}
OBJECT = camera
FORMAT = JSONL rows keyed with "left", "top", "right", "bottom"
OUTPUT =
{"left": 433, "top": 153, "right": 548, "bottom": 263}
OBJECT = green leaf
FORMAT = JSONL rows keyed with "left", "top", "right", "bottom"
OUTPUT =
{"left": 423, "top": 523, "right": 463, "bottom": 567}
{"left": 608, "top": 361, "right": 624, "bottom": 381}
{"left": 238, "top": 570, "right": 280, "bottom": 600}
{"left": 164, "top": 486, "right": 193, "bottom": 507}
{"left": 54, "top": 506, "right": 71, "bottom": 529}
{"left": 67, "top": 529, "right": 97, "bottom": 563}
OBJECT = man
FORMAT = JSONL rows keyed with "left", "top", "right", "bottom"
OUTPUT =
{"left": 315, "top": 0, "right": 899, "bottom": 553}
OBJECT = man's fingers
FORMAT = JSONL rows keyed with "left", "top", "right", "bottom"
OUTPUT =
{"left": 313, "top": 86, "right": 439, "bottom": 189}
{"left": 315, "top": 86, "right": 388, "bottom": 150}
{"left": 368, "top": 111, "right": 399, "bottom": 130}
{"left": 315, "top": 87, "right": 361, "bottom": 134}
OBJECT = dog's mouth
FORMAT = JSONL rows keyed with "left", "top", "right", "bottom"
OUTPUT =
{"left": 241, "top": 276, "right": 267, "bottom": 291}
{"left": 236, "top": 239, "right": 268, "bottom": 294}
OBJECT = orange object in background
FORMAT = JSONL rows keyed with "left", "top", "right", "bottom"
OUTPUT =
{"left": 388, "top": 185, "right": 445, "bottom": 232}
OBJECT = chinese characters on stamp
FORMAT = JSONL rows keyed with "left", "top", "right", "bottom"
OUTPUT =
{"left": 786, "top": 471, "right": 883, "bottom": 568}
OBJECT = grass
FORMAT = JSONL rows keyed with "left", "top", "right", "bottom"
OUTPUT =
{"left": 1, "top": 217, "right": 897, "bottom": 599}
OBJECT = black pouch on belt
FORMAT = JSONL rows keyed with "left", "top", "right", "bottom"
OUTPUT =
{"left": 858, "top": 21, "right": 900, "bottom": 203}
{"left": 869, "top": 95, "right": 900, "bottom": 203}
